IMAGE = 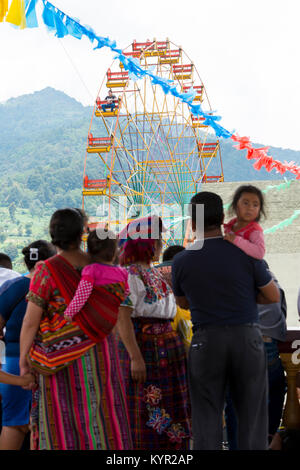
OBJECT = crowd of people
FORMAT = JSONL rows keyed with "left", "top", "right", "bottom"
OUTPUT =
{"left": 0, "top": 185, "right": 298, "bottom": 450}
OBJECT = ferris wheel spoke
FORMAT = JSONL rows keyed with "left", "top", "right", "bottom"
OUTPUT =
{"left": 124, "top": 97, "right": 183, "bottom": 204}
{"left": 148, "top": 82, "right": 185, "bottom": 204}
{"left": 113, "top": 137, "right": 163, "bottom": 209}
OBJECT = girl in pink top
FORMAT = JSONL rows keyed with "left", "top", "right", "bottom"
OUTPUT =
{"left": 64, "top": 229, "right": 129, "bottom": 320}
{"left": 223, "top": 185, "right": 266, "bottom": 259}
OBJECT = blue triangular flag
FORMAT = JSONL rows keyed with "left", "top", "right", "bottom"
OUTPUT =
{"left": 42, "top": 2, "right": 56, "bottom": 31}
{"left": 25, "top": 0, "right": 38, "bottom": 28}
{"left": 65, "top": 17, "right": 83, "bottom": 39}
{"left": 53, "top": 11, "right": 68, "bottom": 38}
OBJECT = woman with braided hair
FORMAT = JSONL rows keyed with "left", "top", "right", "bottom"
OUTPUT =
{"left": 116, "top": 215, "right": 191, "bottom": 450}
{"left": 19, "top": 208, "right": 132, "bottom": 450}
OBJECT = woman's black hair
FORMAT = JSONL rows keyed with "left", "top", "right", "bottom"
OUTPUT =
{"left": 22, "top": 240, "right": 56, "bottom": 271}
{"left": 229, "top": 185, "right": 266, "bottom": 221}
{"left": 49, "top": 208, "right": 84, "bottom": 250}
{"left": 73, "top": 208, "right": 88, "bottom": 227}
{"left": 87, "top": 229, "right": 117, "bottom": 262}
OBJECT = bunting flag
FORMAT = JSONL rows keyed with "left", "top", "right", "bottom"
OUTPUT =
{"left": 1, "top": 0, "right": 300, "bottom": 181}
{"left": 0, "top": 0, "right": 9, "bottom": 22}
{"left": 263, "top": 210, "right": 300, "bottom": 234}
{"left": 5, "top": 0, "right": 26, "bottom": 28}
{"left": 25, "top": 0, "right": 38, "bottom": 28}
{"left": 231, "top": 134, "right": 300, "bottom": 180}
{"left": 263, "top": 179, "right": 294, "bottom": 193}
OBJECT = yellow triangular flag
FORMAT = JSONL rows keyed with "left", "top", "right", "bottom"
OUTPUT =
{"left": 0, "top": 0, "right": 9, "bottom": 22}
{"left": 20, "top": 0, "right": 26, "bottom": 29}
{"left": 5, "top": 0, "right": 22, "bottom": 26}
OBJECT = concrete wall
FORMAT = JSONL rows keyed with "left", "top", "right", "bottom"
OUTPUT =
{"left": 207, "top": 180, "right": 300, "bottom": 328}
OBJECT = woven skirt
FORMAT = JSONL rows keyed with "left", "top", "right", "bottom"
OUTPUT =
{"left": 118, "top": 318, "right": 191, "bottom": 450}
{"left": 31, "top": 333, "right": 132, "bottom": 450}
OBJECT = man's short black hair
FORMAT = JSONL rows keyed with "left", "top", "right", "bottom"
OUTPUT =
{"left": 0, "top": 253, "right": 12, "bottom": 269}
{"left": 190, "top": 191, "right": 224, "bottom": 230}
{"left": 162, "top": 245, "right": 185, "bottom": 262}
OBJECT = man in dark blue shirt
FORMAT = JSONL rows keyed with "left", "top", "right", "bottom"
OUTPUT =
{"left": 172, "top": 191, "right": 279, "bottom": 450}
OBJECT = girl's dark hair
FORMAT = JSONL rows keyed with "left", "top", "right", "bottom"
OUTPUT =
{"left": 0, "top": 253, "right": 12, "bottom": 269}
{"left": 87, "top": 229, "right": 117, "bottom": 262}
{"left": 22, "top": 240, "right": 56, "bottom": 271}
{"left": 229, "top": 185, "right": 266, "bottom": 221}
{"left": 49, "top": 208, "right": 84, "bottom": 250}
{"left": 162, "top": 245, "right": 185, "bottom": 262}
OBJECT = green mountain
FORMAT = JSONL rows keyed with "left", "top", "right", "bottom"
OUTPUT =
{"left": 1, "top": 88, "right": 299, "bottom": 205}
{"left": 0, "top": 87, "right": 299, "bottom": 270}
{"left": 0, "top": 87, "right": 94, "bottom": 211}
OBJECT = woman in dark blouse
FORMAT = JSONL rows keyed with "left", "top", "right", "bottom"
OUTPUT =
{"left": 0, "top": 240, "right": 55, "bottom": 450}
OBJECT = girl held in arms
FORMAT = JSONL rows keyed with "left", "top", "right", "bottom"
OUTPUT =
{"left": 223, "top": 184, "right": 266, "bottom": 259}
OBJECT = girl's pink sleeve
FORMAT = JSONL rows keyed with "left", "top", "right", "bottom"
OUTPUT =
{"left": 233, "top": 230, "right": 265, "bottom": 259}
{"left": 64, "top": 278, "right": 94, "bottom": 319}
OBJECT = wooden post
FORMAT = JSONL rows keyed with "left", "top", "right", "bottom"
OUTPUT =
{"left": 280, "top": 353, "right": 300, "bottom": 429}
{"left": 278, "top": 329, "right": 300, "bottom": 429}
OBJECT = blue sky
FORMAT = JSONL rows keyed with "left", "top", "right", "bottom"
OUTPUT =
{"left": 1, "top": 0, "right": 300, "bottom": 150}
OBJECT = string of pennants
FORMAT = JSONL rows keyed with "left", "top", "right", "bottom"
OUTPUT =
{"left": 1, "top": 0, "right": 300, "bottom": 180}
{"left": 1, "top": 0, "right": 300, "bottom": 234}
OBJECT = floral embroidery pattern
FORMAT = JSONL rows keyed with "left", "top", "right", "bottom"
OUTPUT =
{"left": 144, "top": 385, "right": 162, "bottom": 406}
{"left": 146, "top": 407, "right": 172, "bottom": 434}
{"left": 143, "top": 384, "right": 189, "bottom": 447}
{"left": 143, "top": 323, "right": 170, "bottom": 335}
{"left": 128, "top": 264, "right": 171, "bottom": 304}
{"left": 166, "top": 423, "right": 189, "bottom": 450}
{"left": 159, "top": 359, "right": 168, "bottom": 368}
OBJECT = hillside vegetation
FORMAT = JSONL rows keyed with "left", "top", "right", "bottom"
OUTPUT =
{"left": 0, "top": 87, "right": 299, "bottom": 271}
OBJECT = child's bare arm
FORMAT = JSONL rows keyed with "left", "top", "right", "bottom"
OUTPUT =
{"left": 19, "top": 301, "right": 43, "bottom": 378}
{"left": 20, "top": 372, "right": 36, "bottom": 388}
{"left": 0, "top": 370, "right": 35, "bottom": 388}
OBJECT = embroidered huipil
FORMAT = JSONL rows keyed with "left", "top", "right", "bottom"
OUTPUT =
{"left": 121, "top": 264, "right": 176, "bottom": 319}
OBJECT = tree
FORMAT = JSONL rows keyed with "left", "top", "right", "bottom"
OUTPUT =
{"left": 8, "top": 203, "right": 16, "bottom": 222}
{"left": 25, "top": 223, "right": 32, "bottom": 237}
{"left": 26, "top": 173, "right": 43, "bottom": 191}
{"left": 4, "top": 244, "right": 18, "bottom": 261}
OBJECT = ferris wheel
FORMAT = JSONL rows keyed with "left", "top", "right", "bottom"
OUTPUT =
{"left": 82, "top": 38, "right": 224, "bottom": 244}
